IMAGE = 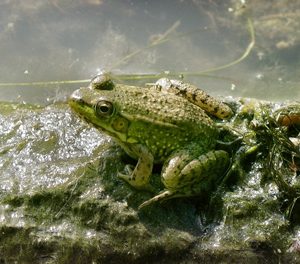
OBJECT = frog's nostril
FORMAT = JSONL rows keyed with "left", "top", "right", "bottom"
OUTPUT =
{"left": 70, "top": 90, "right": 84, "bottom": 103}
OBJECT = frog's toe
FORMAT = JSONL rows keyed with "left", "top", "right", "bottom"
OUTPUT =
{"left": 117, "top": 171, "right": 135, "bottom": 186}
{"left": 117, "top": 164, "right": 134, "bottom": 183}
{"left": 138, "top": 190, "right": 174, "bottom": 209}
{"left": 123, "top": 164, "right": 134, "bottom": 174}
{"left": 117, "top": 171, "right": 130, "bottom": 182}
{"left": 118, "top": 172, "right": 154, "bottom": 192}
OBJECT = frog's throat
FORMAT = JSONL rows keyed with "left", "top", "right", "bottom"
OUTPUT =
{"left": 93, "top": 112, "right": 179, "bottom": 144}
{"left": 90, "top": 120, "right": 136, "bottom": 144}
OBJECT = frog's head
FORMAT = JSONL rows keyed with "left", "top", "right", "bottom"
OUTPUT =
{"left": 69, "top": 76, "right": 131, "bottom": 143}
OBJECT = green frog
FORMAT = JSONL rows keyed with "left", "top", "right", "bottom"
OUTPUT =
{"left": 69, "top": 74, "right": 233, "bottom": 208}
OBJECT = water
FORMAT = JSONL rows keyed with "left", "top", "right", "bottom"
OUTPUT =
{"left": 0, "top": 0, "right": 299, "bottom": 104}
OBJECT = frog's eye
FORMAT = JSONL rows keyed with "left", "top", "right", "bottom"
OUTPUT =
{"left": 90, "top": 73, "right": 114, "bottom": 90}
{"left": 95, "top": 100, "right": 114, "bottom": 117}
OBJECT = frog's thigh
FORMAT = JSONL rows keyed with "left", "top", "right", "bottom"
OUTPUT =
{"left": 162, "top": 150, "right": 229, "bottom": 195}
{"left": 118, "top": 144, "right": 154, "bottom": 190}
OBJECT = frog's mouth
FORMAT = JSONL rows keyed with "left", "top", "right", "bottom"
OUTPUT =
{"left": 69, "top": 89, "right": 102, "bottom": 128}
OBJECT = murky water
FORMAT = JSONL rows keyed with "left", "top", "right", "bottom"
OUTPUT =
{"left": 0, "top": 0, "right": 299, "bottom": 104}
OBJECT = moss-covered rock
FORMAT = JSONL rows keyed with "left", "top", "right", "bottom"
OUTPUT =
{"left": 0, "top": 100, "right": 299, "bottom": 263}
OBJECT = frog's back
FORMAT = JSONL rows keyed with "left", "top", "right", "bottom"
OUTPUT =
{"left": 114, "top": 84, "right": 215, "bottom": 130}
{"left": 113, "top": 84, "right": 218, "bottom": 159}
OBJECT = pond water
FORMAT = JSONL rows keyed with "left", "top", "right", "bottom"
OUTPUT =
{"left": 0, "top": 0, "right": 299, "bottom": 104}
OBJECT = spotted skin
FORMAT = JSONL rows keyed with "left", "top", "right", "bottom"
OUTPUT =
{"left": 69, "top": 75, "right": 232, "bottom": 208}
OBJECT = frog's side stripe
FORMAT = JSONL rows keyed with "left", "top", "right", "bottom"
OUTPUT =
{"left": 121, "top": 112, "right": 179, "bottom": 128}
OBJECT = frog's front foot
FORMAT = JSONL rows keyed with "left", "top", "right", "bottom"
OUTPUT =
{"left": 118, "top": 165, "right": 154, "bottom": 192}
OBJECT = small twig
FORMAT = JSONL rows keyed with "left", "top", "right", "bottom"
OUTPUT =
{"left": 0, "top": 79, "right": 90, "bottom": 87}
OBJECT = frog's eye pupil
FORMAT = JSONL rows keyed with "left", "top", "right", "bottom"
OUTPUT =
{"left": 100, "top": 105, "right": 109, "bottom": 112}
{"left": 95, "top": 101, "right": 114, "bottom": 117}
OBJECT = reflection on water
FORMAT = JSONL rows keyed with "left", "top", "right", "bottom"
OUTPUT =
{"left": 0, "top": 0, "right": 299, "bottom": 103}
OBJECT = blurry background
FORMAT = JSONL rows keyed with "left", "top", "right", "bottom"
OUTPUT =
{"left": 0, "top": 0, "right": 299, "bottom": 104}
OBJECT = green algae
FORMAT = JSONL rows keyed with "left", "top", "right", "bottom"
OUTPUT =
{"left": 0, "top": 100, "right": 299, "bottom": 263}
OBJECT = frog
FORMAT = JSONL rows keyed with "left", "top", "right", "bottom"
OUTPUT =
{"left": 69, "top": 74, "right": 233, "bottom": 208}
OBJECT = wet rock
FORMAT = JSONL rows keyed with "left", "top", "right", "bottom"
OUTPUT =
{"left": 0, "top": 101, "right": 299, "bottom": 263}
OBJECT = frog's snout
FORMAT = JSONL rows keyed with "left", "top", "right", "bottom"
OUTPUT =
{"left": 68, "top": 90, "right": 86, "bottom": 115}
{"left": 69, "top": 89, "right": 82, "bottom": 103}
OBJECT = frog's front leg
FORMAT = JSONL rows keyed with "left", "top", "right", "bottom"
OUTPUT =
{"left": 139, "top": 149, "right": 229, "bottom": 208}
{"left": 118, "top": 144, "right": 154, "bottom": 191}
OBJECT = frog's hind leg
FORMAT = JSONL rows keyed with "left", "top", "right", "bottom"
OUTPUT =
{"left": 139, "top": 149, "right": 230, "bottom": 209}
{"left": 138, "top": 190, "right": 180, "bottom": 209}
{"left": 163, "top": 149, "right": 229, "bottom": 201}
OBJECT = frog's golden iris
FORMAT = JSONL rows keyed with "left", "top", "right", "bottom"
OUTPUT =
{"left": 69, "top": 75, "right": 233, "bottom": 208}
